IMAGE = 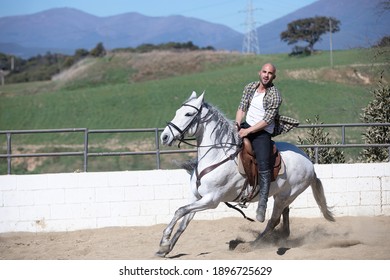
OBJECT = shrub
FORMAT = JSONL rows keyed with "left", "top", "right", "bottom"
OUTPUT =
{"left": 359, "top": 79, "right": 390, "bottom": 162}
{"left": 297, "top": 115, "right": 345, "bottom": 164}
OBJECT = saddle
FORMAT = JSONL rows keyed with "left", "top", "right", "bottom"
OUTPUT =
{"left": 238, "top": 138, "right": 284, "bottom": 187}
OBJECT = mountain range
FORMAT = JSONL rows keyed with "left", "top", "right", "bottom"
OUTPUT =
{"left": 0, "top": 0, "right": 388, "bottom": 58}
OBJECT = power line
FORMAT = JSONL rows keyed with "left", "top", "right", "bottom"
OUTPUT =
{"left": 242, "top": 0, "right": 260, "bottom": 54}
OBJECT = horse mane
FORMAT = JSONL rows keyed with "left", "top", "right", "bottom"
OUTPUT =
{"left": 183, "top": 95, "right": 241, "bottom": 147}
{"left": 202, "top": 102, "right": 241, "bottom": 147}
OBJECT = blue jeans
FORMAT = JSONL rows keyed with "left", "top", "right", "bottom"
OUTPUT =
{"left": 242, "top": 122, "right": 272, "bottom": 172}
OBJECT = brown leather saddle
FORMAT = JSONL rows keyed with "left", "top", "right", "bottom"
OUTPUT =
{"left": 238, "top": 138, "right": 283, "bottom": 187}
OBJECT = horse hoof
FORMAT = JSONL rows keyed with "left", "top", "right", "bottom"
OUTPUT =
{"left": 155, "top": 250, "right": 168, "bottom": 258}
{"left": 155, "top": 244, "right": 170, "bottom": 258}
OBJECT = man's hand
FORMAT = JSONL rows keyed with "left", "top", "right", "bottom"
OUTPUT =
{"left": 238, "top": 128, "right": 250, "bottom": 138}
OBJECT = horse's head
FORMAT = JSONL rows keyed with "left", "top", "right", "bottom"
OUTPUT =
{"left": 161, "top": 91, "right": 204, "bottom": 146}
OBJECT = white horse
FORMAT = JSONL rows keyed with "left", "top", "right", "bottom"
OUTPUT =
{"left": 157, "top": 91, "right": 335, "bottom": 257}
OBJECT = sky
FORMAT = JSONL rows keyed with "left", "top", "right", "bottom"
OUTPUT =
{"left": 1, "top": 0, "right": 318, "bottom": 33}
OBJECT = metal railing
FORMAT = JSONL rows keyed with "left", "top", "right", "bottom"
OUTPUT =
{"left": 0, "top": 127, "right": 196, "bottom": 174}
{"left": 297, "top": 123, "right": 390, "bottom": 164}
{"left": 0, "top": 123, "right": 389, "bottom": 175}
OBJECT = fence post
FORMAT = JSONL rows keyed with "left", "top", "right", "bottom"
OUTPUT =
{"left": 83, "top": 129, "right": 89, "bottom": 172}
{"left": 155, "top": 128, "right": 161, "bottom": 169}
{"left": 6, "top": 132, "right": 11, "bottom": 174}
{"left": 341, "top": 125, "right": 346, "bottom": 144}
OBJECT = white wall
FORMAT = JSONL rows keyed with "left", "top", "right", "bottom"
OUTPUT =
{"left": 0, "top": 163, "right": 389, "bottom": 233}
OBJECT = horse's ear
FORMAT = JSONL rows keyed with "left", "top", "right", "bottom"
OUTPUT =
{"left": 190, "top": 91, "right": 197, "bottom": 99}
{"left": 198, "top": 91, "right": 205, "bottom": 102}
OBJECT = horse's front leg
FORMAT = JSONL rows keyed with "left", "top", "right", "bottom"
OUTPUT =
{"left": 156, "top": 204, "right": 191, "bottom": 257}
{"left": 156, "top": 195, "right": 218, "bottom": 257}
{"left": 164, "top": 212, "right": 195, "bottom": 256}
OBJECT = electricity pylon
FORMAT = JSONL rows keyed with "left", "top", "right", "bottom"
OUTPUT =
{"left": 242, "top": 0, "right": 260, "bottom": 54}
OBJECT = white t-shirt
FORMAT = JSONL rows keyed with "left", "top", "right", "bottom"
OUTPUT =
{"left": 246, "top": 90, "right": 275, "bottom": 134}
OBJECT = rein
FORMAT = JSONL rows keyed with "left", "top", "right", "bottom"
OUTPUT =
{"left": 178, "top": 138, "right": 240, "bottom": 149}
{"left": 195, "top": 148, "right": 240, "bottom": 188}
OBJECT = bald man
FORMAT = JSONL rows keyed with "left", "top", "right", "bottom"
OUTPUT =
{"left": 235, "top": 63, "right": 286, "bottom": 223}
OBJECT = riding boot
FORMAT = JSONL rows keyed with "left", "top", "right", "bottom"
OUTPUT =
{"left": 256, "top": 170, "right": 272, "bottom": 223}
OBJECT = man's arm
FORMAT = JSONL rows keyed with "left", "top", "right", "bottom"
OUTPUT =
{"left": 235, "top": 109, "right": 246, "bottom": 126}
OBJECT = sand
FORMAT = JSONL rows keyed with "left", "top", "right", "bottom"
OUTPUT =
{"left": 1, "top": 216, "right": 390, "bottom": 260}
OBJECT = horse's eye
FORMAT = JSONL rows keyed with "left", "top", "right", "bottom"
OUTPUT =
{"left": 185, "top": 112, "right": 195, "bottom": 117}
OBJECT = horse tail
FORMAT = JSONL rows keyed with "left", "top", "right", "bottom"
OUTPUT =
{"left": 311, "top": 174, "right": 335, "bottom": 222}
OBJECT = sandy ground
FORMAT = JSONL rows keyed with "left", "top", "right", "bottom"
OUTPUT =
{"left": 1, "top": 216, "right": 390, "bottom": 260}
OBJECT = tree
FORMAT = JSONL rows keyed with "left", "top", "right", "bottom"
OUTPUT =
{"left": 280, "top": 16, "right": 340, "bottom": 54}
{"left": 74, "top": 48, "right": 89, "bottom": 59}
{"left": 90, "top": 42, "right": 106, "bottom": 57}
{"left": 297, "top": 115, "right": 345, "bottom": 164}
{"left": 359, "top": 79, "right": 390, "bottom": 162}
{"left": 374, "top": 36, "right": 390, "bottom": 47}
{"left": 380, "top": 0, "right": 390, "bottom": 11}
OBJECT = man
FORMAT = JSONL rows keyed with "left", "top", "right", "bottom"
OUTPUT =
{"left": 235, "top": 63, "right": 298, "bottom": 222}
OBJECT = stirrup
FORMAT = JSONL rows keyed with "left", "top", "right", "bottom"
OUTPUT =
{"left": 238, "top": 201, "right": 249, "bottom": 208}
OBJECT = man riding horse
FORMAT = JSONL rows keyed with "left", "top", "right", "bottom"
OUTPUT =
{"left": 157, "top": 90, "right": 334, "bottom": 257}
{"left": 235, "top": 63, "right": 299, "bottom": 223}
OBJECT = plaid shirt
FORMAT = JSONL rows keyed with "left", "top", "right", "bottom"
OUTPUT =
{"left": 238, "top": 81, "right": 299, "bottom": 136}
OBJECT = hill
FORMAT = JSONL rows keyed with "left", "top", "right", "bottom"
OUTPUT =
{"left": 0, "top": 0, "right": 388, "bottom": 58}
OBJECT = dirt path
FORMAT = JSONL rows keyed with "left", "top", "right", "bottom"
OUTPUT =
{"left": 1, "top": 216, "right": 389, "bottom": 260}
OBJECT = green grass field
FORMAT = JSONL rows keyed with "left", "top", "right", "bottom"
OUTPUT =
{"left": 0, "top": 48, "right": 388, "bottom": 174}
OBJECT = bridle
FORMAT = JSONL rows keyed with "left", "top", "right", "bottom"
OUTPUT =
{"left": 166, "top": 102, "right": 239, "bottom": 148}
{"left": 165, "top": 102, "right": 202, "bottom": 144}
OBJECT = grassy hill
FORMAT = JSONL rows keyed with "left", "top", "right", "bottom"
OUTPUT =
{"left": 0, "top": 48, "right": 388, "bottom": 173}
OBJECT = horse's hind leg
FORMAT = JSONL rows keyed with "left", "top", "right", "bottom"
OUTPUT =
{"left": 281, "top": 206, "right": 290, "bottom": 238}
{"left": 258, "top": 217, "right": 280, "bottom": 240}
{"left": 259, "top": 206, "right": 290, "bottom": 238}
{"left": 257, "top": 197, "right": 290, "bottom": 240}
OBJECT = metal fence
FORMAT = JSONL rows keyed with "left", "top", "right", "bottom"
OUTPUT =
{"left": 1, "top": 123, "right": 389, "bottom": 175}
